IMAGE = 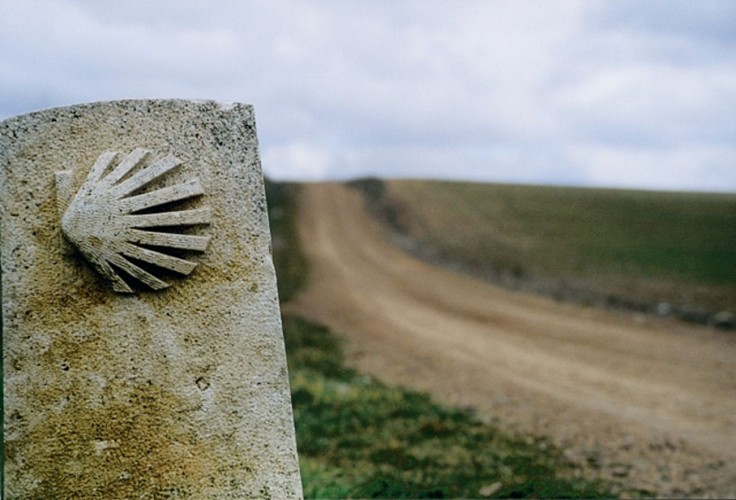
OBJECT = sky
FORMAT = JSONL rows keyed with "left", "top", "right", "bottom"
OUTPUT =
{"left": 1, "top": 0, "right": 735, "bottom": 192}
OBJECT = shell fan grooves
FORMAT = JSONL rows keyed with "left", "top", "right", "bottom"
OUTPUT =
{"left": 58, "top": 148, "right": 212, "bottom": 293}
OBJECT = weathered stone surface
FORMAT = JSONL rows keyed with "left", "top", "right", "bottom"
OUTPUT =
{"left": 1, "top": 100, "right": 302, "bottom": 498}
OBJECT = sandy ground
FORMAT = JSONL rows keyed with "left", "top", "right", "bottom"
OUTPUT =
{"left": 286, "top": 183, "right": 736, "bottom": 498}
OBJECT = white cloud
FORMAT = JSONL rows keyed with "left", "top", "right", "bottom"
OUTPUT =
{"left": 551, "top": 63, "right": 736, "bottom": 145}
{"left": 566, "top": 143, "right": 736, "bottom": 192}
{"left": 1, "top": 0, "right": 734, "bottom": 192}
{"left": 263, "top": 142, "right": 337, "bottom": 181}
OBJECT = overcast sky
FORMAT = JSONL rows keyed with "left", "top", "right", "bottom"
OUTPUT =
{"left": 2, "top": 1, "right": 735, "bottom": 192}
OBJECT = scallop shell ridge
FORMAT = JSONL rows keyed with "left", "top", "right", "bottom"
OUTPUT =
{"left": 57, "top": 148, "right": 212, "bottom": 293}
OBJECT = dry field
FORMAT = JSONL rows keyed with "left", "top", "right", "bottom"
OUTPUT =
{"left": 357, "top": 179, "right": 736, "bottom": 324}
{"left": 287, "top": 182, "right": 736, "bottom": 498}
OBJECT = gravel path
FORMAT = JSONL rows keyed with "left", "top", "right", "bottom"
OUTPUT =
{"left": 286, "top": 183, "right": 736, "bottom": 498}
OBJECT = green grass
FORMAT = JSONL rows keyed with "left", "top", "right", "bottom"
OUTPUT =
{"left": 265, "top": 180, "right": 308, "bottom": 303}
{"left": 266, "top": 179, "right": 613, "bottom": 499}
{"left": 283, "top": 316, "right": 609, "bottom": 499}
{"left": 371, "top": 180, "right": 736, "bottom": 314}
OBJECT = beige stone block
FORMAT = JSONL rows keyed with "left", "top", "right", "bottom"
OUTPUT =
{"left": 1, "top": 100, "right": 302, "bottom": 498}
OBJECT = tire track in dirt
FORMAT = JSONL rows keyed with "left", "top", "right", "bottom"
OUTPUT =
{"left": 286, "top": 182, "right": 736, "bottom": 498}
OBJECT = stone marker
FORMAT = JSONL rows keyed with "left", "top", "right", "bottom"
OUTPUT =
{"left": 1, "top": 100, "right": 302, "bottom": 498}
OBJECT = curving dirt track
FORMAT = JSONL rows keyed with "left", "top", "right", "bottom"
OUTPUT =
{"left": 286, "top": 183, "right": 736, "bottom": 498}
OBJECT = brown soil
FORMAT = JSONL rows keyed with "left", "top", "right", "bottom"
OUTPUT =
{"left": 286, "top": 183, "right": 736, "bottom": 498}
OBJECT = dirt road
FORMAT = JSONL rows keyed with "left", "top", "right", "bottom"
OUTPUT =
{"left": 286, "top": 183, "right": 736, "bottom": 497}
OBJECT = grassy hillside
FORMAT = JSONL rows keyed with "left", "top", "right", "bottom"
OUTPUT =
{"left": 353, "top": 179, "right": 736, "bottom": 324}
{"left": 265, "top": 180, "right": 612, "bottom": 498}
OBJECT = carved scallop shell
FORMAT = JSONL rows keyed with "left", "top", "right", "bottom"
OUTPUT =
{"left": 56, "top": 148, "right": 211, "bottom": 293}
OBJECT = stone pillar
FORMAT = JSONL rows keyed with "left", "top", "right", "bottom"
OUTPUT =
{"left": 1, "top": 100, "right": 302, "bottom": 498}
